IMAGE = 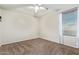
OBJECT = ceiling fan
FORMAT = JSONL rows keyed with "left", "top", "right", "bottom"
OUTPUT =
{"left": 27, "top": 4, "right": 48, "bottom": 19}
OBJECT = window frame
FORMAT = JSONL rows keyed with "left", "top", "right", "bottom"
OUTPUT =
{"left": 58, "top": 7, "right": 79, "bottom": 48}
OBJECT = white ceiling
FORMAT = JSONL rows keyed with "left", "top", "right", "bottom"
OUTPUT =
{"left": 0, "top": 4, "right": 33, "bottom": 9}
{"left": 0, "top": 4, "right": 79, "bottom": 18}
{"left": 42, "top": 4, "right": 79, "bottom": 11}
{"left": 0, "top": 4, "right": 79, "bottom": 11}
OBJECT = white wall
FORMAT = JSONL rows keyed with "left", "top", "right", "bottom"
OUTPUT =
{"left": 40, "top": 10, "right": 59, "bottom": 43}
{"left": 0, "top": 9, "right": 3, "bottom": 45}
{"left": 0, "top": 8, "right": 38, "bottom": 45}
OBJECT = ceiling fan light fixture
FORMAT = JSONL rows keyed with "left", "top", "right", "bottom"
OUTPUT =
{"left": 27, "top": 4, "right": 48, "bottom": 18}
{"left": 35, "top": 5, "right": 39, "bottom": 13}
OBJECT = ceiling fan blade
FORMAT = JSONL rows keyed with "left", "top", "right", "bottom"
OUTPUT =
{"left": 40, "top": 7, "right": 45, "bottom": 9}
{"left": 39, "top": 7, "right": 48, "bottom": 10}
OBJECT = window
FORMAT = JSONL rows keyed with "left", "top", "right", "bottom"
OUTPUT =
{"left": 62, "top": 8, "right": 77, "bottom": 36}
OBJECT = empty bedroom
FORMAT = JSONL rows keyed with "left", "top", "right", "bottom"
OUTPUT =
{"left": 0, "top": 4, "right": 79, "bottom": 55}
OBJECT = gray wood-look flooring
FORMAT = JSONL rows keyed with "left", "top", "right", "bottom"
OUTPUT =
{"left": 0, "top": 38, "right": 79, "bottom": 55}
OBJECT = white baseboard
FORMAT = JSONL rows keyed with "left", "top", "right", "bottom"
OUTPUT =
{"left": 40, "top": 35, "right": 59, "bottom": 43}
{"left": 40, "top": 35, "right": 77, "bottom": 48}
{"left": 1, "top": 35, "right": 38, "bottom": 45}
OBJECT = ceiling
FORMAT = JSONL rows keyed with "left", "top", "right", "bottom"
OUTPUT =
{"left": 0, "top": 4, "right": 33, "bottom": 9}
{"left": 0, "top": 4, "right": 79, "bottom": 11}
{"left": 0, "top": 4, "right": 79, "bottom": 19}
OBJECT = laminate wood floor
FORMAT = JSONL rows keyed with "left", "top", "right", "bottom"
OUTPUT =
{"left": 0, "top": 38, "right": 79, "bottom": 55}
